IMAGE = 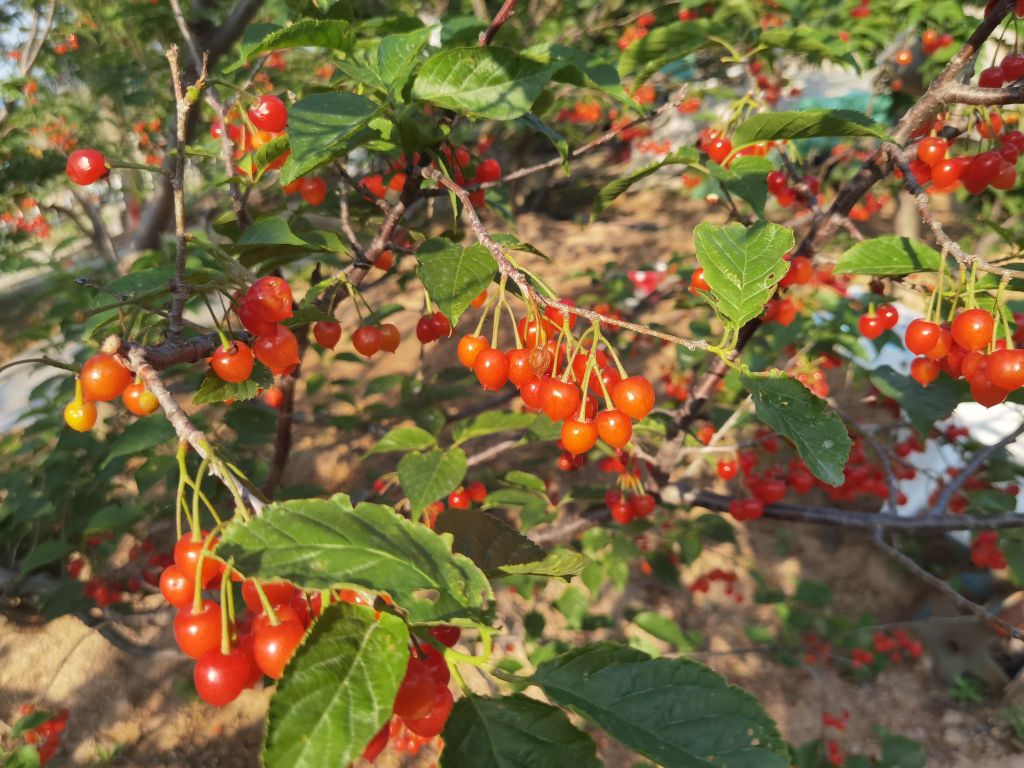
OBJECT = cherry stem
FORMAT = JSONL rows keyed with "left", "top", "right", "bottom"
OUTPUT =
{"left": 501, "top": 298, "right": 521, "bottom": 348}
{"left": 577, "top": 354, "right": 597, "bottom": 421}
{"left": 106, "top": 158, "right": 170, "bottom": 177}
{"left": 473, "top": 290, "right": 499, "bottom": 337}
{"left": 192, "top": 455, "right": 210, "bottom": 534}
{"left": 252, "top": 579, "right": 280, "bottom": 626}
{"left": 1000, "top": 279, "right": 1014, "bottom": 349}
{"left": 602, "top": 333, "right": 629, "bottom": 380}
{"left": 0, "top": 356, "right": 78, "bottom": 377}
{"left": 219, "top": 564, "right": 233, "bottom": 655}
{"left": 175, "top": 442, "right": 189, "bottom": 541}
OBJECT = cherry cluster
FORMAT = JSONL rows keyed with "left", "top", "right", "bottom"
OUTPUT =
{"left": 971, "top": 531, "right": 1007, "bottom": 570}
{"left": 0, "top": 198, "right": 52, "bottom": 240}
{"left": 15, "top": 705, "right": 69, "bottom": 765}
{"left": 907, "top": 115, "right": 1024, "bottom": 195}
{"left": 210, "top": 93, "right": 290, "bottom": 177}
{"left": 688, "top": 568, "right": 742, "bottom": 603}
{"left": 63, "top": 352, "right": 158, "bottom": 432}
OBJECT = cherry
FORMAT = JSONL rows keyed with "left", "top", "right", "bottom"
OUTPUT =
{"left": 595, "top": 408, "right": 632, "bottom": 448}
{"left": 755, "top": 477, "right": 787, "bottom": 503}
{"left": 254, "top": 324, "right": 300, "bottom": 375}
{"left": 540, "top": 378, "right": 581, "bottom": 421}
{"left": 174, "top": 531, "right": 220, "bottom": 586}
{"left": 689, "top": 267, "right": 711, "bottom": 293}
{"left": 979, "top": 65, "right": 1006, "bottom": 88}
{"left": 246, "top": 277, "right": 293, "bottom": 323}
{"left": 716, "top": 459, "right": 738, "bottom": 480}
{"left": 986, "top": 348, "right": 1024, "bottom": 390}
{"left": 457, "top": 335, "right": 489, "bottom": 368}
{"left": 931, "top": 158, "right": 963, "bottom": 190}
{"left": 66, "top": 149, "right": 107, "bottom": 185}
{"left": 475, "top": 158, "right": 502, "bottom": 183}
{"left": 970, "top": 372, "right": 1009, "bottom": 407}
{"left": 64, "top": 399, "right": 97, "bottom": 432}
{"left": 706, "top": 136, "right": 733, "bottom": 165}
{"left": 728, "top": 497, "right": 764, "bottom": 521}
{"left": 313, "top": 320, "right": 341, "bottom": 349}
{"left": 416, "top": 316, "right": 437, "bottom": 343}
{"left": 251, "top": 604, "right": 302, "bottom": 635}
{"left": 520, "top": 376, "right": 544, "bottom": 411}
{"left": 394, "top": 657, "right": 435, "bottom": 720}
{"left": 448, "top": 488, "right": 470, "bottom": 509}
{"left": 160, "top": 564, "right": 195, "bottom": 608}
{"left": 173, "top": 599, "right": 222, "bottom": 659}
{"left": 780, "top": 256, "right": 814, "bottom": 287}
{"left": 253, "top": 620, "right": 306, "bottom": 679}
{"left": 474, "top": 348, "right": 509, "bottom": 391}
{"left": 122, "top": 380, "right": 159, "bottom": 416}
{"left": 962, "top": 151, "right": 1002, "bottom": 194}
{"left": 789, "top": 470, "right": 814, "bottom": 494}
{"left": 466, "top": 482, "right": 487, "bottom": 503}
{"left": 403, "top": 684, "right": 454, "bottom": 737}
{"left": 1006, "top": 53, "right": 1024, "bottom": 81}
{"left": 612, "top": 375, "right": 655, "bottom": 420}
{"left": 300, "top": 177, "right": 327, "bottom": 206}
{"left": 561, "top": 419, "right": 598, "bottom": 456}
{"left": 241, "top": 580, "right": 296, "bottom": 614}
{"left": 379, "top": 323, "right": 401, "bottom": 353}
{"left": 916, "top": 137, "right": 947, "bottom": 167}
{"left": 212, "top": 341, "right": 255, "bottom": 383}
{"left": 876, "top": 304, "right": 899, "bottom": 329}
{"left": 951, "top": 308, "right": 994, "bottom": 351}
{"left": 993, "top": 161, "right": 1017, "bottom": 190}
{"left": 429, "top": 625, "right": 461, "bottom": 647}
{"left": 858, "top": 313, "right": 885, "bottom": 340}
{"left": 910, "top": 357, "right": 940, "bottom": 387}
{"left": 544, "top": 299, "right": 578, "bottom": 331}
{"left": 352, "top": 326, "right": 384, "bottom": 357}
{"left": 194, "top": 648, "right": 251, "bottom": 707}
{"left": 429, "top": 312, "right": 451, "bottom": 339}
{"left": 248, "top": 94, "right": 288, "bottom": 133}
{"left": 238, "top": 297, "right": 277, "bottom": 337}
{"left": 506, "top": 348, "right": 534, "bottom": 387}
{"left": 766, "top": 170, "right": 788, "bottom": 195}
{"left": 962, "top": 350, "right": 986, "bottom": 381}
{"left": 904, "top": 319, "right": 940, "bottom": 355}
{"left": 629, "top": 494, "right": 656, "bottom": 518}
{"left": 362, "top": 720, "right": 392, "bottom": 763}
{"left": 373, "top": 249, "right": 395, "bottom": 271}
{"left": 81, "top": 353, "right": 132, "bottom": 402}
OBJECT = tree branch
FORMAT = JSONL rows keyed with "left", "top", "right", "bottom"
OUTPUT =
{"left": 479, "top": 0, "right": 518, "bottom": 45}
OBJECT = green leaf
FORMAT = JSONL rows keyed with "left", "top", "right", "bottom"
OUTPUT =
{"left": 593, "top": 147, "right": 699, "bottom": 216}
{"left": 412, "top": 46, "right": 557, "bottom": 120}
{"left": 440, "top": 695, "right": 601, "bottom": 768}
{"left": 617, "top": 20, "right": 721, "bottom": 83}
{"left": 416, "top": 238, "right": 497, "bottom": 325}
{"left": 503, "top": 470, "right": 547, "bottom": 491}
{"left": 19, "top": 540, "right": 73, "bottom": 574}
{"left": 759, "top": 28, "right": 857, "bottom": 67}
{"left": 499, "top": 550, "right": 589, "bottom": 578}
{"left": 708, "top": 156, "right": 773, "bottom": 217}
{"left": 878, "top": 727, "right": 926, "bottom": 768}
{"left": 377, "top": 26, "right": 434, "bottom": 94}
{"left": 740, "top": 372, "right": 851, "bottom": 487}
{"left": 193, "top": 365, "right": 272, "bottom": 405}
{"left": 218, "top": 494, "right": 490, "bottom": 623}
{"left": 520, "top": 113, "right": 569, "bottom": 169}
{"left": 732, "top": 109, "right": 893, "bottom": 146}
{"left": 283, "top": 92, "right": 380, "bottom": 183}
{"left": 693, "top": 221, "right": 793, "bottom": 332}
{"left": 534, "top": 643, "right": 789, "bottom": 768}
{"left": 102, "top": 416, "right": 173, "bottom": 468}
{"left": 833, "top": 236, "right": 942, "bottom": 276}
{"left": 632, "top": 611, "right": 698, "bottom": 652}
{"left": 369, "top": 426, "right": 438, "bottom": 454}
{"left": 398, "top": 447, "right": 468, "bottom": 516}
{"left": 263, "top": 603, "right": 409, "bottom": 768}
{"left": 868, "top": 365, "right": 969, "bottom": 438}
{"left": 237, "top": 218, "right": 312, "bottom": 248}
{"left": 452, "top": 411, "right": 537, "bottom": 445}
{"left": 3, "top": 747, "right": 41, "bottom": 768}
{"left": 229, "top": 20, "right": 354, "bottom": 72}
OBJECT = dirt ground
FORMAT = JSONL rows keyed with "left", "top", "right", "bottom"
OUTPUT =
{"left": 3, "top": 193, "right": 1023, "bottom": 767}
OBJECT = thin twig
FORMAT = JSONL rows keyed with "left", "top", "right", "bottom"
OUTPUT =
{"left": 479, "top": 0, "right": 518, "bottom": 45}
{"left": 932, "top": 421, "right": 1024, "bottom": 516}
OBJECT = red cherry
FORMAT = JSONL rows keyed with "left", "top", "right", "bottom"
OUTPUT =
{"left": 540, "top": 378, "right": 581, "bottom": 421}
{"left": 457, "top": 335, "right": 489, "bottom": 368}
{"left": 876, "top": 304, "right": 899, "bottom": 329}
{"left": 506, "top": 348, "right": 534, "bottom": 388}
{"left": 352, "top": 326, "right": 383, "bottom": 357}
{"left": 706, "top": 137, "right": 733, "bottom": 164}
{"left": 962, "top": 152, "right": 1002, "bottom": 194}
{"left": 212, "top": 341, "right": 255, "bottom": 383}
{"left": 173, "top": 599, "right": 222, "bottom": 659}
{"left": 248, "top": 94, "right": 288, "bottom": 133}
{"left": 962, "top": 350, "right": 987, "bottom": 381}
{"left": 474, "top": 348, "right": 509, "bottom": 391}
{"left": 780, "top": 256, "right": 814, "bottom": 287}
{"left": 931, "top": 158, "right": 963, "bottom": 190}
{"left": 429, "top": 311, "right": 451, "bottom": 339}
{"left": 858, "top": 313, "right": 885, "bottom": 340}
{"left": 241, "top": 580, "right": 296, "bottom": 614}
{"left": 910, "top": 357, "right": 940, "bottom": 387}
{"left": 986, "top": 348, "right": 1024, "bottom": 390}
{"left": 253, "top": 621, "right": 306, "bottom": 679}
{"left": 238, "top": 297, "right": 277, "bottom": 337}
{"left": 448, "top": 488, "right": 470, "bottom": 509}
{"left": 970, "top": 372, "right": 1009, "bottom": 407}
{"left": 194, "top": 648, "right": 251, "bottom": 707}
{"left": 416, "top": 315, "right": 438, "bottom": 344}
{"left": 979, "top": 65, "right": 1006, "bottom": 88}
{"left": 595, "top": 409, "right": 632, "bottom": 448}
{"left": 174, "top": 531, "right": 220, "bottom": 586}
{"left": 122, "top": 381, "right": 159, "bottom": 416}
{"left": 159, "top": 564, "right": 194, "bottom": 608}
{"left": 313, "top": 320, "right": 341, "bottom": 349}
{"left": 475, "top": 158, "right": 502, "bottom": 183}
{"left": 429, "top": 625, "right": 461, "bottom": 647}
{"left": 993, "top": 161, "right": 1017, "bottom": 191}
{"left": 1006, "top": 53, "right": 1024, "bottom": 80}
{"left": 611, "top": 375, "right": 655, "bottom": 420}
{"left": 544, "top": 299, "right": 578, "bottom": 331}
{"left": 690, "top": 267, "right": 711, "bottom": 293}
{"left": 904, "top": 319, "right": 940, "bottom": 355}
{"left": 951, "top": 308, "right": 995, "bottom": 351}
{"left": 362, "top": 720, "right": 392, "bottom": 763}
{"left": 728, "top": 498, "right": 764, "bottom": 521}
{"left": 766, "top": 170, "right": 788, "bottom": 195}
{"left": 629, "top": 493, "right": 656, "bottom": 518}
{"left": 245, "top": 277, "right": 293, "bottom": 323}
{"left": 403, "top": 684, "right": 454, "bottom": 737}
{"left": 923, "top": 327, "right": 953, "bottom": 361}
{"left": 66, "top": 149, "right": 107, "bottom": 185}
{"left": 789, "top": 471, "right": 814, "bottom": 494}
{"left": 561, "top": 419, "right": 598, "bottom": 456}
{"left": 466, "top": 481, "right": 487, "bottom": 503}
{"left": 394, "top": 657, "right": 435, "bottom": 720}
{"left": 520, "top": 375, "right": 544, "bottom": 411}
{"left": 80, "top": 353, "right": 132, "bottom": 402}
{"left": 916, "top": 137, "right": 947, "bottom": 167}
{"left": 300, "top": 177, "right": 327, "bottom": 206}
{"left": 717, "top": 459, "right": 738, "bottom": 480}
{"left": 377, "top": 323, "right": 400, "bottom": 353}
{"left": 254, "top": 324, "right": 300, "bottom": 375}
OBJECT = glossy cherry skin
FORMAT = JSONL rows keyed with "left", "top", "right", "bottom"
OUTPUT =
{"left": 904, "top": 319, "right": 941, "bottom": 355}
{"left": 970, "top": 372, "right": 1009, "bottom": 407}
{"left": 910, "top": 357, "right": 940, "bottom": 387}
{"left": 951, "top": 308, "right": 995, "bottom": 352}
{"left": 393, "top": 657, "right": 435, "bottom": 720}
{"left": 64, "top": 400, "right": 97, "bottom": 432}
{"left": 194, "top": 648, "right": 252, "bottom": 707}
{"left": 123, "top": 381, "right": 159, "bottom": 416}
{"left": 81, "top": 353, "right": 133, "bottom": 402}
{"left": 717, "top": 459, "right": 738, "bottom": 480}
{"left": 561, "top": 419, "right": 598, "bottom": 456}
{"left": 595, "top": 408, "right": 632, "bottom": 448}
{"left": 986, "top": 348, "right": 1024, "bottom": 391}
{"left": 540, "top": 379, "right": 581, "bottom": 421}
{"left": 916, "top": 137, "right": 947, "bottom": 167}
{"left": 159, "top": 564, "right": 195, "bottom": 608}
{"left": 245, "top": 277, "right": 293, "bottom": 323}
{"left": 238, "top": 297, "right": 277, "bottom": 337}
{"left": 430, "top": 625, "right": 461, "bottom": 647}
{"left": 611, "top": 376, "right": 655, "bottom": 420}
{"left": 173, "top": 599, "right": 222, "bottom": 659}
{"left": 379, "top": 323, "right": 401, "bottom": 353}
{"left": 403, "top": 684, "right": 454, "bottom": 737}
{"left": 506, "top": 349, "right": 534, "bottom": 388}
{"left": 629, "top": 494, "right": 656, "bottom": 518}
{"left": 457, "top": 335, "right": 489, "bottom": 368}
{"left": 876, "top": 304, "right": 899, "bottom": 329}
{"left": 475, "top": 158, "right": 502, "bottom": 183}
{"left": 248, "top": 94, "right": 288, "bottom": 133}
{"left": 416, "top": 315, "right": 438, "bottom": 343}
{"left": 253, "top": 620, "right": 306, "bottom": 679}
{"left": 211, "top": 342, "right": 255, "bottom": 383}
{"left": 474, "top": 348, "right": 509, "bottom": 391}
{"left": 66, "top": 149, "right": 107, "bottom": 185}
{"left": 858, "top": 314, "right": 885, "bottom": 340}
{"left": 352, "top": 326, "right": 383, "bottom": 357}
{"left": 241, "top": 580, "right": 296, "bottom": 614}
{"left": 254, "top": 324, "right": 300, "bottom": 375}
{"left": 312, "top": 321, "right": 341, "bottom": 350}
{"left": 299, "top": 177, "right": 327, "bottom": 206}
{"left": 173, "top": 531, "right": 220, "bottom": 586}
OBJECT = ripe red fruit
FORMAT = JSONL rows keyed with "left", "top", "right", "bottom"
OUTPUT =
{"left": 159, "top": 564, "right": 194, "bottom": 608}
{"left": 561, "top": 419, "right": 598, "bottom": 456}
{"left": 544, "top": 299, "right": 578, "bottom": 331}
{"left": 910, "top": 357, "right": 940, "bottom": 387}
{"left": 717, "top": 459, "right": 738, "bottom": 480}
{"left": 466, "top": 481, "right": 487, "bottom": 503}
{"left": 212, "top": 341, "right": 255, "bottom": 383}
{"left": 876, "top": 304, "right": 899, "bottom": 329}
{"left": 690, "top": 267, "right": 711, "bottom": 293}
{"left": 979, "top": 65, "right": 1006, "bottom": 88}
{"left": 780, "top": 256, "right": 814, "bottom": 287}
{"left": 629, "top": 494, "right": 656, "bottom": 518}
{"left": 253, "top": 620, "right": 305, "bottom": 679}
{"left": 403, "top": 684, "right": 454, "bottom": 737}
{"left": 373, "top": 249, "right": 395, "bottom": 271}
{"left": 728, "top": 498, "right": 764, "bottom": 521}
{"left": 931, "top": 158, "right": 963, "bottom": 190}
{"left": 313, "top": 320, "right": 341, "bottom": 349}
{"left": 248, "top": 94, "right": 288, "bottom": 133}
{"left": 430, "top": 625, "right": 461, "bottom": 647}
{"left": 238, "top": 297, "right": 277, "bottom": 337}
{"left": 962, "top": 151, "right": 1002, "bottom": 194}
{"left": 595, "top": 408, "right": 632, "bottom": 448}
{"left": 80, "top": 353, "right": 132, "bottom": 402}
{"left": 66, "top": 149, "right": 107, "bottom": 185}
{"left": 986, "top": 348, "right": 1024, "bottom": 390}
{"left": 611, "top": 375, "right": 655, "bottom": 420}
{"left": 299, "top": 177, "right": 327, "bottom": 206}
{"left": 789, "top": 471, "right": 814, "bottom": 494}
{"left": 194, "top": 648, "right": 252, "bottom": 707}
{"left": 993, "top": 161, "right": 1017, "bottom": 191}
{"left": 916, "top": 137, "right": 947, "bottom": 167}
{"left": 122, "top": 381, "right": 159, "bottom": 416}
{"left": 241, "top": 580, "right": 296, "bottom": 614}
{"left": 970, "top": 373, "right": 1009, "bottom": 407}
{"left": 429, "top": 311, "right": 451, "bottom": 339}
{"left": 474, "top": 348, "right": 509, "bottom": 391}
{"left": 254, "top": 324, "right": 300, "bottom": 375}
{"left": 706, "top": 137, "right": 733, "bottom": 164}
{"left": 858, "top": 313, "right": 885, "bottom": 340}
{"left": 352, "top": 326, "right": 384, "bottom": 357}
{"left": 416, "top": 315, "right": 438, "bottom": 343}
{"left": 174, "top": 531, "right": 220, "bottom": 586}
{"left": 457, "top": 335, "right": 489, "bottom": 368}
{"left": 766, "top": 170, "right": 788, "bottom": 195}
{"left": 394, "top": 657, "right": 436, "bottom": 720}
{"left": 173, "top": 599, "right": 222, "bottom": 659}
{"left": 475, "top": 158, "right": 502, "bottom": 183}
{"left": 1004, "top": 53, "right": 1024, "bottom": 80}
{"left": 362, "top": 721, "right": 391, "bottom": 763}
{"left": 246, "top": 276, "right": 294, "bottom": 323}
{"left": 506, "top": 348, "right": 534, "bottom": 388}
{"left": 378, "top": 323, "right": 401, "bottom": 353}
{"left": 904, "top": 319, "right": 941, "bottom": 355}
{"left": 540, "top": 378, "right": 581, "bottom": 421}
{"left": 951, "top": 309, "right": 995, "bottom": 351}
{"left": 448, "top": 488, "right": 470, "bottom": 509}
